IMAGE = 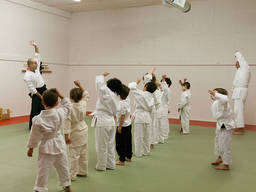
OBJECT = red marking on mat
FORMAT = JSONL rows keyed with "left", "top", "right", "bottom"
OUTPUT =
{"left": 1, "top": 114, "right": 256, "bottom": 131}
{"left": 0, "top": 116, "right": 29, "bottom": 126}
{"left": 169, "top": 118, "right": 256, "bottom": 131}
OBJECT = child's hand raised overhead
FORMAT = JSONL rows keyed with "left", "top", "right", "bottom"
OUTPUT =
{"left": 136, "top": 78, "right": 141, "bottom": 85}
{"left": 150, "top": 67, "right": 156, "bottom": 74}
{"left": 208, "top": 90, "right": 216, "bottom": 96}
{"left": 102, "top": 72, "right": 110, "bottom": 77}
{"left": 74, "top": 80, "right": 81, "bottom": 87}
{"left": 29, "top": 41, "right": 37, "bottom": 47}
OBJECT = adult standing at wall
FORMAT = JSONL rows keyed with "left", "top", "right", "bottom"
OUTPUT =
{"left": 24, "top": 41, "right": 47, "bottom": 130}
{"left": 232, "top": 51, "right": 251, "bottom": 135}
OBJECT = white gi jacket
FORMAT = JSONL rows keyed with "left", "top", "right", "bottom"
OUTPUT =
{"left": 232, "top": 52, "right": 251, "bottom": 100}
{"left": 24, "top": 53, "right": 45, "bottom": 95}
{"left": 157, "top": 82, "right": 170, "bottom": 118}
{"left": 63, "top": 91, "right": 89, "bottom": 147}
{"left": 178, "top": 90, "right": 191, "bottom": 111}
{"left": 27, "top": 98, "right": 72, "bottom": 155}
{"left": 116, "top": 97, "right": 132, "bottom": 127}
{"left": 128, "top": 82, "right": 154, "bottom": 124}
{"left": 211, "top": 93, "right": 235, "bottom": 130}
{"left": 91, "top": 75, "right": 120, "bottom": 127}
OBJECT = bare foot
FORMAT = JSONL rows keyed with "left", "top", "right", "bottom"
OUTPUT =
{"left": 232, "top": 131, "right": 244, "bottom": 135}
{"left": 64, "top": 186, "right": 71, "bottom": 192}
{"left": 77, "top": 174, "right": 87, "bottom": 177}
{"left": 211, "top": 159, "right": 223, "bottom": 166}
{"left": 116, "top": 161, "right": 125, "bottom": 166}
{"left": 215, "top": 165, "right": 230, "bottom": 170}
{"left": 125, "top": 158, "right": 132, "bottom": 162}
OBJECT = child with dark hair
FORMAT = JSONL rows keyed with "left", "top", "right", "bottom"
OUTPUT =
{"left": 115, "top": 85, "right": 133, "bottom": 166}
{"left": 128, "top": 78, "right": 157, "bottom": 157}
{"left": 142, "top": 67, "right": 159, "bottom": 149}
{"left": 92, "top": 72, "right": 122, "bottom": 171}
{"left": 27, "top": 89, "right": 72, "bottom": 192}
{"left": 178, "top": 78, "right": 192, "bottom": 135}
{"left": 157, "top": 74, "right": 172, "bottom": 143}
{"left": 209, "top": 88, "right": 234, "bottom": 170}
{"left": 63, "top": 80, "right": 89, "bottom": 181}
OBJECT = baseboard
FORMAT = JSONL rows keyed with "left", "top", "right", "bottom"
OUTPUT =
{"left": 1, "top": 114, "right": 256, "bottom": 131}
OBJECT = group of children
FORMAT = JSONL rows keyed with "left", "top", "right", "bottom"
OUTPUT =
{"left": 26, "top": 67, "right": 234, "bottom": 192}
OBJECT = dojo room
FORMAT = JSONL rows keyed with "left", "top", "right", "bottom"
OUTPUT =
{"left": 0, "top": 0, "right": 255, "bottom": 191}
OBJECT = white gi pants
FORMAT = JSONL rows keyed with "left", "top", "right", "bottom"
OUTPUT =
{"left": 34, "top": 152, "right": 70, "bottom": 192}
{"left": 134, "top": 123, "right": 151, "bottom": 157}
{"left": 181, "top": 107, "right": 190, "bottom": 134}
{"left": 95, "top": 126, "right": 116, "bottom": 171}
{"left": 234, "top": 99, "right": 245, "bottom": 128}
{"left": 233, "top": 87, "right": 248, "bottom": 128}
{"left": 151, "top": 112, "right": 158, "bottom": 144}
{"left": 214, "top": 129, "right": 232, "bottom": 165}
{"left": 157, "top": 116, "right": 169, "bottom": 143}
{"left": 68, "top": 144, "right": 88, "bottom": 180}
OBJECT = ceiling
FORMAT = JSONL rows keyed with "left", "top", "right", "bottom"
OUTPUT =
{"left": 31, "top": 0, "right": 164, "bottom": 13}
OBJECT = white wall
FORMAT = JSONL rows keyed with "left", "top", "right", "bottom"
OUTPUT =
{"left": 68, "top": 0, "right": 256, "bottom": 125}
{"left": 1, "top": 0, "right": 255, "bottom": 125}
{"left": 0, "top": 0, "right": 71, "bottom": 117}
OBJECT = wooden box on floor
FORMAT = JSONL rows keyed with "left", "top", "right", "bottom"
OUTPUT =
{"left": 0, "top": 108, "right": 11, "bottom": 121}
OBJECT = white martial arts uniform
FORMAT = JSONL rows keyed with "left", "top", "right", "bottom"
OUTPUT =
{"left": 232, "top": 52, "right": 251, "bottom": 128}
{"left": 211, "top": 93, "right": 235, "bottom": 165}
{"left": 178, "top": 90, "right": 191, "bottom": 134}
{"left": 151, "top": 89, "right": 161, "bottom": 144}
{"left": 142, "top": 73, "right": 159, "bottom": 145}
{"left": 63, "top": 91, "right": 89, "bottom": 180}
{"left": 27, "top": 98, "right": 72, "bottom": 192}
{"left": 91, "top": 75, "right": 120, "bottom": 171}
{"left": 157, "top": 82, "right": 171, "bottom": 143}
{"left": 24, "top": 53, "right": 45, "bottom": 95}
{"left": 128, "top": 82, "right": 154, "bottom": 157}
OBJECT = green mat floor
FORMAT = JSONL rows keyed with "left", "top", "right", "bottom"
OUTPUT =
{"left": 0, "top": 117, "right": 255, "bottom": 192}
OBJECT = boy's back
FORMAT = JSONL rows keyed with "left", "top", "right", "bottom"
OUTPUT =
{"left": 27, "top": 98, "right": 71, "bottom": 154}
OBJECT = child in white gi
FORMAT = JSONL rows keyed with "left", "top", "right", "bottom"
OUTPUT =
{"left": 63, "top": 80, "right": 89, "bottom": 181}
{"left": 27, "top": 89, "right": 71, "bottom": 192}
{"left": 142, "top": 67, "right": 158, "bottom": 148}
{"left": 157, "top": 74, "right": 172, "bottom": 143}
{"left": 209, "top": 88, "right": 234, "bottom": 170}
{"left": 178, "top": 78, "right": 191, "bottom": 135}
{"left": 128, "top": 78, "right": 157, "bottom": 157}
{"left": 115, "top": 85, "right": 133, "bottom": 166}
{"left": 92, "top": 72, "right": 123, "bottom": 171}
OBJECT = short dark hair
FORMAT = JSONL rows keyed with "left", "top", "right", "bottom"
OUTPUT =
{"left": 70, "top": 88, "right": 83, "bottom": 103}
{"left": 107, "top": 78, "right": 123, "bottom": 96}
{"left": 145, "top": 82, "right": 157, "bottom": 93}
{"left": 120, "top": 84, "right": 130, "bottom": 100}
{"left": 183, "top": 82, "right": 191, "bottom": 89}
{"left": 42, "top": 89, "right": 58, "bottom": 107}
{"left": 214, "top": 88, "right": 228, "bottom": 95}
{"left": 161, "top": 77, "right": 172, "bottom": 87}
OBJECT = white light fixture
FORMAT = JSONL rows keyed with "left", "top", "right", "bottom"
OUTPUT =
{"left": 73, "top": 0, "right": 81, "bottom": 2}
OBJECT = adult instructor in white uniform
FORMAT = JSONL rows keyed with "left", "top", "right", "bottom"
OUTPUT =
{"left": 24, "top": 41, "right": 47, "bottom": 130}
{"left": 232, "top": 51, "right": 251, "bottom": 135}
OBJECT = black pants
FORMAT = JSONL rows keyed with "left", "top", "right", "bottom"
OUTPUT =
{"left": 115, "top": 125, "right": 133, "bottom": 162}
{"left": 29, "top": 85, "right": 47, "bottom": 130}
